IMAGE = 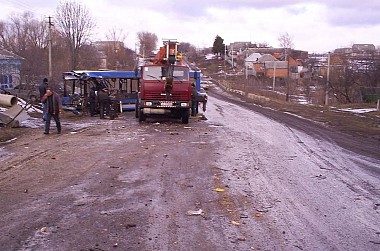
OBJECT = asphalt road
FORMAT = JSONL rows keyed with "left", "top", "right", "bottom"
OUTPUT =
{"left": 0, "top": 88, "right": 379, "bottom": 251}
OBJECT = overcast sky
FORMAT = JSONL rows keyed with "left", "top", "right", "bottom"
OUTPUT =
{"left": 2, "top": 0, "right": 380, "bottom": 53}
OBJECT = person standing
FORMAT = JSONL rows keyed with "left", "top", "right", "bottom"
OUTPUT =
{"left": 38, "top": 78, "right": 48, "bottom": 121}
{"left": 89, "top": 87, "right": 97, "bottom": 117}
{"left": 191, "top": 83, "right": 198, "bottom": 116}
{"left": 96, "top": 87, "right": 110, "bottom": 119}
{"left": 41, "top": 87, "right": 62, "bottom": 134}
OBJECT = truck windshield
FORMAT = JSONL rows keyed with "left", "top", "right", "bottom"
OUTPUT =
{"left": 143, "top": 66, "right": 189, "bottom": 81}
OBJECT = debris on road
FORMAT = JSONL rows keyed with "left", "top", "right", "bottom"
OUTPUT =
{"left": 186, "top": 209, "right": 205, "bottom": 216}
{"left": 125, "top": 223, "right": 137, "bottom": 229}
{"left": 213, "top": 188, "right": 225, "bottom": 192}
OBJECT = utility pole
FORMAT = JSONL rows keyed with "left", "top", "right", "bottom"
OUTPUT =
{"left": 286, "top": 48, "right": 290, "bottom": 102}
{"left": 325, "top": 52, "right": 331, "bottom": 106}
{"left": 231, "top": 44, "right": 234, "bottom": 70}
{"left": 47, "top": 16, "right": 53, "bottom": 79}
{"left": 224, "top": 44, "right": 227, "bottom": 79}
{"left": 273, "top": 60, "right": 276, "bottom": 91}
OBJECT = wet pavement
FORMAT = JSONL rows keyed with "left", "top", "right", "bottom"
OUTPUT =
{"left": 0, "top": 90, "right": 379, "bottom": 250}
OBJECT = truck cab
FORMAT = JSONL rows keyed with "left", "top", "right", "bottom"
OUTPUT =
{"left": 136, "top": 40, "right": 192, "bottom": 124}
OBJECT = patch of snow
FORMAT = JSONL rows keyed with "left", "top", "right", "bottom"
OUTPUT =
{"left": 20, "top": 117, "right": 43, "bottom": 128}
{"left": 0, "top": 147, "right": 13, "bottom": 161}
{"left": 338, "top": 108, "right": 378, "bottom": 114}
{"left": 204, "top": 54, "right": 216, "bottom": 60}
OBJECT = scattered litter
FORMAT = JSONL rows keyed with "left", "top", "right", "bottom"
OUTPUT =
{"left": 240, "top": 213, "right": 249, "bottom": 219}
{"left": 125, "top": 223, "right": 137, "bottom": 228}
{"left": 237, "top": 237, "right": 246, "bottom": 241}
{"left": 313, "top": 174, "right": 327, "bottom": 180}
{"left": 231, "top": 221, "right": 240, "bottom": 226}
{"left": 1, "top": 137, "right": 17, "bottom": 144}
{"left": 109, "top": 166, "right": 120, "bottom": 169}
{"left": 213, "top": 188, "right": 225, "bottom": 192}
{"left": 186, "top": 209, "right": 204, "bottom": 216}
{"left": 256, "top": 208, "right": 269, "bottom": 213}
{"left": 255, "top": 212, "right": 263, "bottom": 218}
{"left": 40, "top": 227, "right": 48, "bottom": 233}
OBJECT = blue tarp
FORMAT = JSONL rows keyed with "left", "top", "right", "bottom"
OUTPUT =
{"left": 63, "top": 71, "right": 140, "bottom": 80}
{"left": 63, "top": 70, "right": 201, "bottom": 89}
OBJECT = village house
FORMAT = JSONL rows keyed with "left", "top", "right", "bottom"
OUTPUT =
{"left": 0, "top": 48, "right": 23, "bottom": 89}
{"left": 241, "top": 47, "right": 307, "bottom": 79}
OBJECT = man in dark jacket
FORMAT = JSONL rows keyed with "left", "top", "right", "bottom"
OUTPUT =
{"left": 38, "top": 78, "right": 48, "bottom": 121}
{"left": 191, "top": 83, "right": 198, "bottom": 116}
{"left": 96, "top": 87, "right": 110, "bottom": 119}
{"left": 89, "top": 87, "right": 97, "bottom": 117}
{"left": 41, "top": 87, "right": 62, "bottom": 134}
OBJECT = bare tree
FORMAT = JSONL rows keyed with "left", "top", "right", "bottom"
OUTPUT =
{"left": 103, "top": 28, "right": 128, "bottom": 70}
{"left": 106, "top": 27, "right": 127, "bottom": 44}
{"left": 178, "top": 42, "right": 197, "bottom": 61}
{"left": 55, "top": 0, "right": 96, "bottom": 70}
{"left": 77, "top": 44, "right": 101, "bottom": 70}
{"left": 278, "top": 32, "right": 294, "bottom": 49}
{"left": 136, "top": 31, "right": 158, "bottom": 58}
{"left": 0, "top": 12, "right": 49, "bottom": 82}
{"left": 329, "top": 53, "right": 380, "bottom": 104}
{"left": 50, "top": 29, "right": 72, "bottom": 76}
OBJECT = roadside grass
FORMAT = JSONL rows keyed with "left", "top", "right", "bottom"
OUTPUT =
{"left": 242, "top": 87, "right": 379, "bottom": 140}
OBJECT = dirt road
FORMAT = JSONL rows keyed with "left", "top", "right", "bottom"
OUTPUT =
{"left": 1, "top": 89, "right": 380, "bottom": 251}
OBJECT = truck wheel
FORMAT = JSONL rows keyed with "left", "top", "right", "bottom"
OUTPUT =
{"left": 138, "top": 108, "right": 146, "bottom": 122}
{"left": 181, "top": 109, "right": 190, "bottom": 124}
{"left": 135, "top": 102, "right": 139, "bottom": 118}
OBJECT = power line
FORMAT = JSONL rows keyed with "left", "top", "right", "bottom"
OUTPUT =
{"left": 2, "top": 0, "right": 53, "bottom": 19}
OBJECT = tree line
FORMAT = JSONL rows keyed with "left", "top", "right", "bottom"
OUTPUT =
{"left": 0, "top": 0, "right": 198, "bottom": 86}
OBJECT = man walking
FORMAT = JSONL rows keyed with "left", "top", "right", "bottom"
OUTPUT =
{"left": 38, "top": 78, "right": 48, "bottom": 121}
{"left": 191, "top": 83, "right": 198, "bottom": 116}
{"left": 96, "top": 87, "right": 110, "bottom": 119}
{"left": 41, "top": 87, "right": 62, "bottom": 134}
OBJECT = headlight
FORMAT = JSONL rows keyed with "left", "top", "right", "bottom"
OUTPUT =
{"left": 180, "top": 102, "right": 189, "bottom": 107}
{"left": 144, "top": 101, "right": 153, "bottom": 106}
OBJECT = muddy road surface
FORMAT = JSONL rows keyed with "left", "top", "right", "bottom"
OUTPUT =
{"left": 1, "top": 89, "right": 380, "bottom": 251}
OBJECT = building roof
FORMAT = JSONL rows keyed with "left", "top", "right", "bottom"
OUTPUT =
{"left": 257, "top": 54, "right": 277, "bottom": 63}
{"left": 352, "top": 44, "right": 376, "bottom": 52}
{"left": 0, "top": 48, "right": 23, "bottom": 60}
{"left": 245, "top": 53, "right": 261, "bottom": 62}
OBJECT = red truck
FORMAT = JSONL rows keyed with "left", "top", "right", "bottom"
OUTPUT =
{"left": 136, "top": 40, "right": 192, "bottom": 124}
